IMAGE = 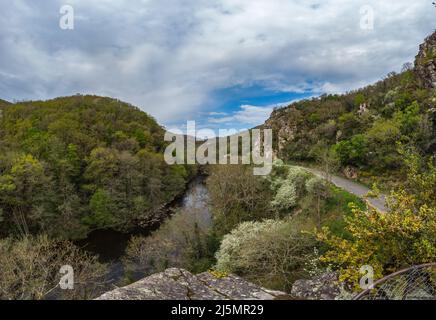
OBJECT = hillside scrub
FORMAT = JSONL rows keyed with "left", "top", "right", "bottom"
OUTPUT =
{"left": 0, "top": 235, "right": 107, "bottom": 300}
{"left": 214, "top": 218, "right": 316, "bottom": 291}
{"left": 318, "top": 150, "right": 436, "bottom": 289}
{"left": 206, "top": 164, "right": 274, "bottom": 236}
{"left": 123, "top": 207, "right": 219, "bottom": 281}
{"left": 210, "top": 162, "right": 366, "bottom": 290}
{"left": 265, "top": 66, "right": 435, "bottom": 189}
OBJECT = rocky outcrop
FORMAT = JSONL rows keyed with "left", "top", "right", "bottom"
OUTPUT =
{"left": 291, "top": 272, "right": 352, "bottom": 300}
{"left": 96, "top": 268, "right": 289, "bottom": 300}
{"left": 264, "top": 107, "right": 300, "bottom": 153}
{"left": 343, "top": 166, "right": 358, "bottom": 180}
{"left": 357, "top": 103, "right": 369, "bottom": 116}
{"left": 415, "top": 30, "right": 436, "bottom": 89}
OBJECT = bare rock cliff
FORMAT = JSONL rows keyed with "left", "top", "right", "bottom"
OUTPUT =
{"left": 415, "top": 30, "right": 436, "bottom": 89}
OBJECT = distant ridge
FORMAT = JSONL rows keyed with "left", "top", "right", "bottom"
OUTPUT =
{"left": 0, "top": 98, "right": 11, "bottom": 106}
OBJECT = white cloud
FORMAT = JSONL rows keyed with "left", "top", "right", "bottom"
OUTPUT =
{"left": 0, "top": 0, "right": 434, "bottom": 127}
{"left": 234, "top": 105, "right": 274, "bottom": 126}
{"left": 208, "top": 102, "right": 284, "bottom": 126}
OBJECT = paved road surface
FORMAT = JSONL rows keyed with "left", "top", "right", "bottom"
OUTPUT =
{"left": 300, "top": 167, "right": 388, "bottom": 213}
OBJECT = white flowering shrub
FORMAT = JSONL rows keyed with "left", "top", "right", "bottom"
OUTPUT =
{"left": 272, "top": 158, "right": 284, "bottom": 167}
{"left": 215, "top": 220, "right": 281, "bottom": 272}
{"left": 286, "top": 167, "right": 311, "bottom": 192}
{"left": 270, "top": 166, "right": 311, "bottom": 210}
{"left": 215, "top": 218, "right": 316, "bottom": 290}
{"left": 271, "top": 181, "right": 298, "bottom": 209}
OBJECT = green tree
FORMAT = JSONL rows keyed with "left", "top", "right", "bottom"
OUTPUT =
{"left": 366, "top": 119, "right": 402, "bottom": 170}
{"left": 354, "top": 93, "right": 365, "bottom": 107}
{"left": 393, "top": 101, "right": 421, "bottom": 135}
{"left": 0, "top": 154, "right": 50, "bottom": 235}
{"left": 313, "top": 144, "right": 340, "bottom": 182}
{"left": 306, "top": 177, "right": 330, "bottom": 228}
{"left": 337, "top": 112, "right": 361, "bottom": 138}
{"left": 207, "top": 165, "right": 273, "bottom": 236}
{"left": 83, "top": 189, "right": 116, "bottom": 229}
{"left": 334, "top": 134, "right": 368, "bottom": 167}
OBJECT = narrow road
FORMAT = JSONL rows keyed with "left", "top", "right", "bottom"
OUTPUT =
{"left": 300, "top": 167, "right": 388, "bottom": 213}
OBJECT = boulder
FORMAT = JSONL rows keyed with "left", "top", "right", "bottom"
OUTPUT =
{"left": 96, "top": 268, "right": 289, "bottom": 300}
{"left": 291, "top": 272, "right": 351, "bottom": 300}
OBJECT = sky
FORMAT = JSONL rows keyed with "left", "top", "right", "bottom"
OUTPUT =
{"left": 0, "top": 1, "right": 435, "bottom": 133}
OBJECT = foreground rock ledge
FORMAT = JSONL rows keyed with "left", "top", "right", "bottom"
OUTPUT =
{"left": 96, "top": 268, "right": 289, "bottom": 300}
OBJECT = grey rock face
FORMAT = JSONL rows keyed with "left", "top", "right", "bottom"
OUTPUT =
{"left": 96, "top": 268, "right": 289, "bottom": 300}
{"left": 415, "top": 31, "right": 436, "bottom": 89}
{"left": 291, "top": 272, "right": 351, "bottom": 300}
{"left": 264, "top": 108, "right": 299, "bottom": 153}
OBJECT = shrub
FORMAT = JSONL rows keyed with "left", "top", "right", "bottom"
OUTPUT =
{"left": 271, "top": 181, "right": 299, "bottom": 210}
{"left": 334, "top": 134, "right": 368, "bottom": 166}
{"left": 271, "top": 167, "right": 310, "bottom": 211}
{"left": 123, "top": 207, "right": 218, "bottom": 279}
{"left": 306, "top": 177, "right": 331, "bottom": 227}
{"left": 0, "top": 235, "right": 106, "bottom": 300}
{"left": 215, "top": 219, "right": 316, "bottom": 290}
{"left": 317, "top": 151, "right": 436, "bottom": 290}
{"left": 354, "top": 93, "right": 365, "bottom": 107}
{"left": 207, "top": 165, "right": 274, "bottom": 235}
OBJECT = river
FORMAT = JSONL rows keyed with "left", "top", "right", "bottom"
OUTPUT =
{"left": 78, "top": 177, "right": 211, "bottom": 285}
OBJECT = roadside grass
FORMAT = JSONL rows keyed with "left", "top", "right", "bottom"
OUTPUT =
{"left": 323, "top": 186, "right": 366, "bottom": 239}
{"left": 297, "top": 185, "right": 365, "bottom": 234}
{"left": 296, "top": 184, "right": 366, "bottom": 259}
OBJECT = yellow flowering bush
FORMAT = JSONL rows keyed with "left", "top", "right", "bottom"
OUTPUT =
{"left": 317, "top": 151, "right": 436, "bottom": 290}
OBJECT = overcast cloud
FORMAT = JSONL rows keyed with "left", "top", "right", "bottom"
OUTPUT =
{"left": 0, "top": 0, "right": 434, "bottom": 130}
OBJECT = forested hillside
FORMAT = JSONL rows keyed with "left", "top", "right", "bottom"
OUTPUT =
{"left": 0, "top": 31, "right": 434, "bottom": 301}
{"left": 264, "top": 31, "right": 436, "bottom": 189}
{"left": 0, "top": 95, "right": 195, "bottom": 240}
{"left": 0, "top": 99, "right": 11, "bottom": 109}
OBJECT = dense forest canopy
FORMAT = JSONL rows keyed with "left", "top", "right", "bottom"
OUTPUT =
{"left": 0, "top": 95, "right": 196, "bottom": 239}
